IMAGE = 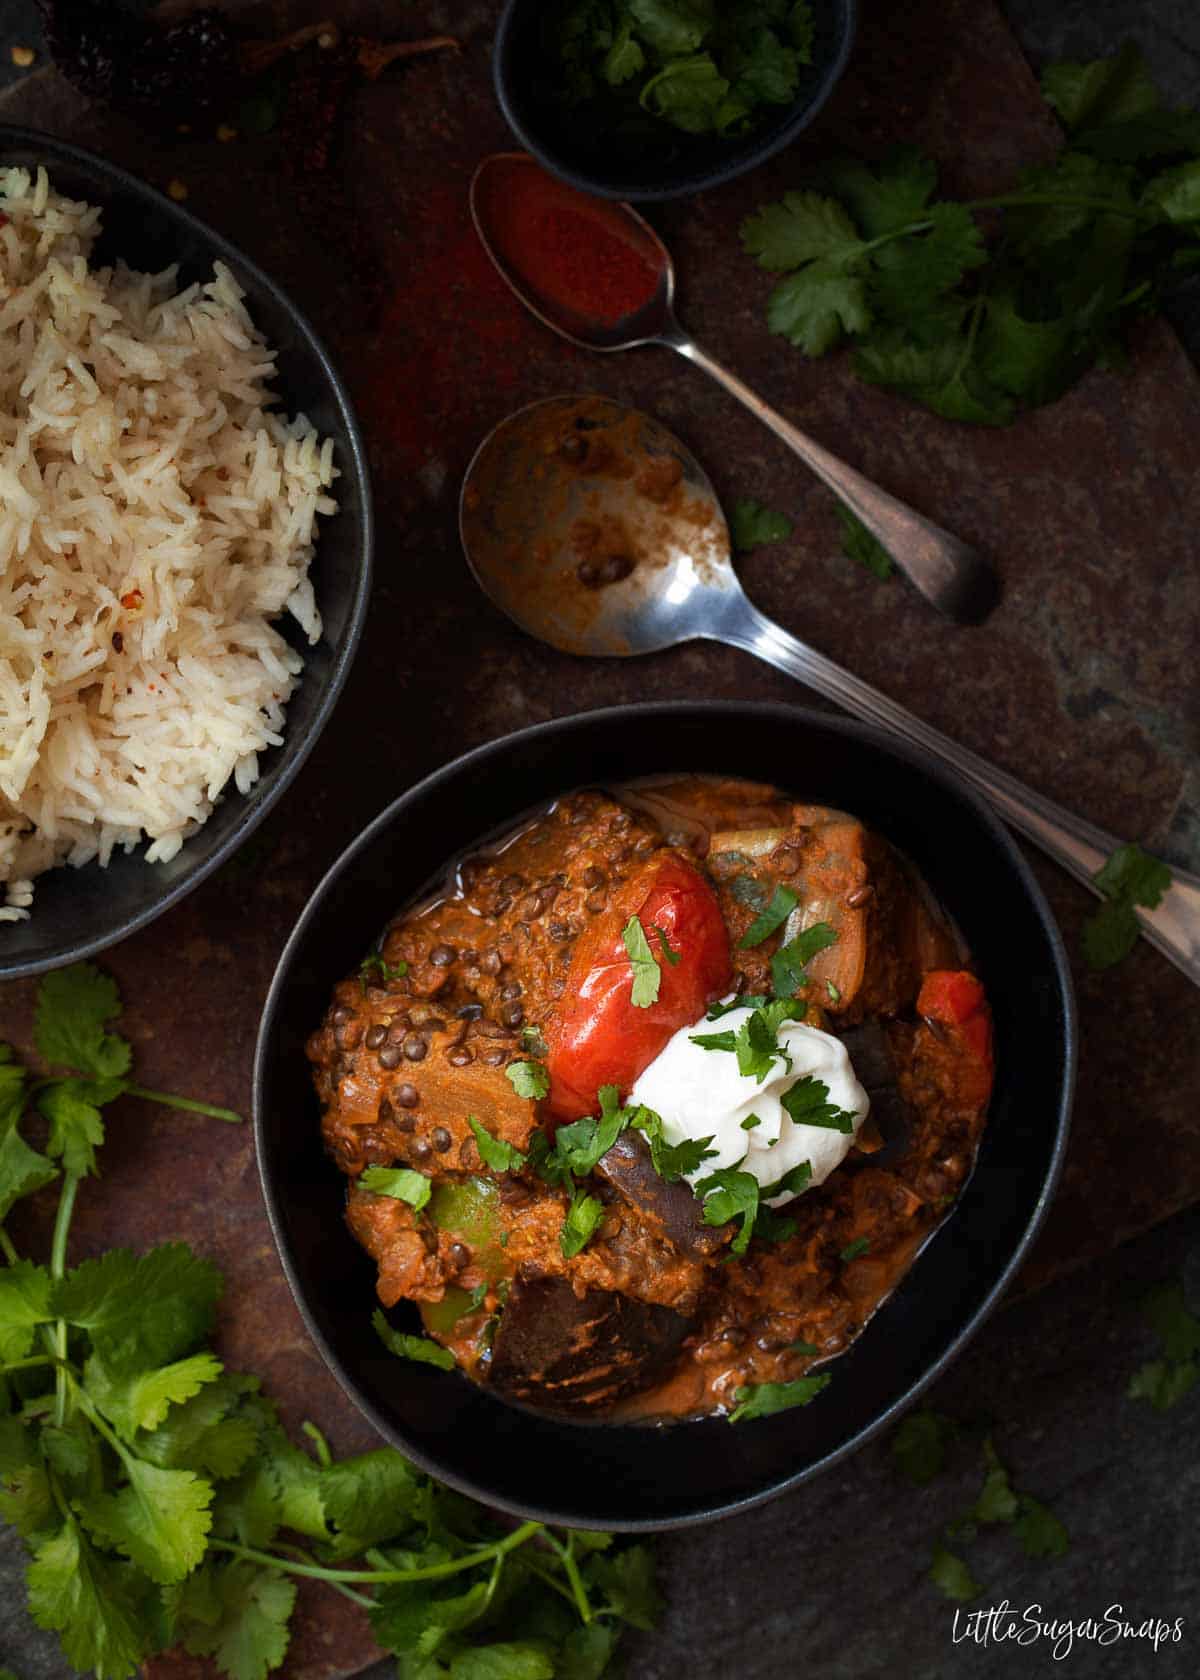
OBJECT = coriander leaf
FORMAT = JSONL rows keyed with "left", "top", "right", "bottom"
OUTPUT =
{"left": 734, "top": 1009, "right": 783, "bottom": 1082}
{"left": 1128, "top": 1357, "right": 1198, "bottom": 1411}
{"left": 136, "top": 1372, "right": 258, "bottom": 1473}
{"left": 0, "top": 1464, "right": 56, "bottom": 1537}
{"left": 854, "top": 327, "right": 1015, "bottom": 425}
{"left": 585, "top": 1542, "right": 663, "bottom": 1632}
{"left": 621, "top": 915, "right": 662, "bottom": 1008}
{"left": 1041, "top": 43, "right": 1159, "bottom": 135}
{"left": 34, "top": 963, "right": 132, "bottom": 1080}
{"left": 1014, "top": 1493, "right": 1070, "bottom": 1559}
{"left": 836, "top": 503, "right": 895, "bottom": 580}
{"left": 525, "top": 1127, "right": 573, "bottom": 1189}
{"left": 1093, "top": 841, "right": 1172, "bottom": 907}
{"left": 85, "top": 1350, "right": 224, "bottom": 1439}
{"left": 870, "top": 202, "right": 987, "bottom": 326}
{"left": 689, "top": 1029, "right": 737, "bottom": 1053}
{"left": 840, "top": 1236, "right": 871, "bottom": 1261}
{"left": 627, "top": 0, "right": 711, "bottom": 59}
{"left": 359, "top": 1166, "right": 432, "bottom": 1212}
{"left": 604, "top": 22, "right": 645, "bottom": 85}
{"left": 467, "top": 1117, "right": 527, "bottom": 1176}
{"left": 729, "top": 498, "right": 794, "bottom": 551}
{"left": 1146, "top": 158, "right": 1200, "bottom": 224}
{"left": 972, "top": 1440, "right": 1020, "bottom": 1524}
{"left": 641, "top": 53, "right": 730, "bottom": 135}
{"left": 652, "top": 923, "right": 681, "bottom": 965}
{"left": 0, "top": 1049, "right": 58, "bottom": 1219}
{"left": 729, "top": 1371, "right": 832, "bottom": 1421}
{"left": 629, "top": 1107, "right": 717, "bottom": 1181}
{"left": 741, "top": 1113, "right": 762, "bottom": 1131}
{"left": 0, "top": 1414, "right": 36, "bottom": 1477}
{"left": 27, "top": 1518, "right": 149, "bottom": 1680}
{"left": 560, "top": 1188, "right": 605, "bottom": 1258}
{"left": 559, "top": 1622, "right": 620, "bottom": 1680}
{"left": 179, "top": 1560, "right": 296, "bottom": 1680}
{"left": 762, "top": 1160, "right": 812, "bottom": 1200}
{"left": 767, "top": 262, "right": 872, "bottom": 355}
{"left": 372, "top": 1309, "right": 455, "bottom": 1372}
{"left": 753, "top": 1206, "right": 798, "bottom": 1243}
{"left": 40, "top": 1424, "right": 91, "bottom": 1483}
{"left": 321, "top": 1446, "right": 427, "bottom": 1553}
{"left": 928, "top": 1541, "right": 981, "bottom": 1603}
{"left": 359, "top": 953, "right": 408, "bottom": 986}
{"left": 770, "top": 920, "right": 838, "bottom": 992}
{"left": 742, "top": 189, "right": 868, "bottom": 273}
{"left": 55, "top": 1244, "right": 222, "bottom": 1374}
{"left": 0, "top": 1258, "right": 53, "bottom": 1362}
{"left": 739, "top": 884, "right": 799, "bottom": 948}
{"left": 696, "top": 1167, "right": 760, "bottom": 1253}
{"left": 553, "top": 1101, "right": 629, "bottom": 1177}
{"left": 891, "top": 1410, "right": 953, "bottom": 1485}
{"left": 781, "top": 1075, "right": 857, "bottom": 1133}
{"left": 506, "top": 1060, "right": 550, "bottom": 1101}
{"left": 813, "top": 146, "right": 938, "bottom": 238}
{"left": 79, "top": 1458, "right": 214, "bottom": 1585}
{"left": 36, "top": 1078, "right": 120, "bottom": 1179}
{"left": 1142, "top": 1281, "right": 1200, "bottom": 1363}
{"left": 975, "top": 290, "right": 1080, "bottom": 407}
{"left": 1080, "top": 901, "right": 1141, "bottom": 970}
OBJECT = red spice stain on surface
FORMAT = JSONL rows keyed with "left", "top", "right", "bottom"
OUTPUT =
{"left": 355, "top": 178, "right": 545, "bottom": 476}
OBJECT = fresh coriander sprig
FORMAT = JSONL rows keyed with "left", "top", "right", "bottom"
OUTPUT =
{"left": 740, "top": 47, "right": 1200, "bottom": 427}
{"left": 0, "top": 963, "right": 660, "bottom": 1680}
{"left": 1080, "top": 842, "right": 1172, "bottom": 970}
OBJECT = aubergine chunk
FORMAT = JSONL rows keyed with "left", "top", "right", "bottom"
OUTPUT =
{"left": 487, "top": 1270, "right": 692, "bottom": 1413}
{"left": 594, "top": 1132, "right": 727, "bottom": 1260}
{"left": 709, "top": 806, "right": 959, "bottom": 1017}
{"left": 837, "top": 1019, "right": 912, "bottom": 1164}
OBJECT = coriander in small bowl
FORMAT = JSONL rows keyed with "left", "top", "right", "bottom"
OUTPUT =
{"left": 494, "top": 0, "right": 858, "bottom": 201}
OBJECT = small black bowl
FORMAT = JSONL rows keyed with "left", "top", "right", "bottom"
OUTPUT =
{"left": 493, "top": 0, "right": 857, "bottom": 202}
{"left": 254, "top": 701, "right": 1075, "bottom": 1532}
{"left": 0, "top": 126, "right": 372, "bottom": 980}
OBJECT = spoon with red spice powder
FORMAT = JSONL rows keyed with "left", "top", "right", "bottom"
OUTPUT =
{"left": 471, "top": 154, "right": 997, "bottom": 625}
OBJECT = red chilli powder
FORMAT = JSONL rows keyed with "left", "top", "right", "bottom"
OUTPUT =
{"left": 480, "top": 161, "right": 661, "bottom": 328}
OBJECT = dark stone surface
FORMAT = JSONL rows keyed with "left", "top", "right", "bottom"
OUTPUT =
{"left": 0, "top": 2, "right": 1197, "bottom": 1677}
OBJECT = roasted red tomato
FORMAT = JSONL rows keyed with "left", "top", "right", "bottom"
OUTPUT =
{"left": 545, "top": 853, "right": 733, "bottom": 1119}
{"left": 917, "top": 969, "right": 994, "bottom": 1107}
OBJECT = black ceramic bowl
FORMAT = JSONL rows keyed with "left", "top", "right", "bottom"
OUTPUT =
{"left": 254, "top": 702, "right": 1074, "bottom": 1532}
{"left": 494, "top": 0, "right": 857, "bottom": 202}
{"left": 0, "top": 127, "right": 372, "bottom": 980}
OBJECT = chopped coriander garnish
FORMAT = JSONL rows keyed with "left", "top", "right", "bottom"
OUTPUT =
{"left": 629, "top": 1106, "right": 717, "bottom": 1181}
{"left": 520, "top": 1024, "right": 548, "bottom": 1055}
{"left": 729, "top": 1371, "right": 832, "bottom": 1422}
{"left": 622, "top": 913, "right": 663, "bottom": 1007}
{"left": 359, "top": 951, "right": 408, "bottom": 989}
{"left": 826, "top": 979, "right": 842, "bottom": 1004}
{"left": 770, "top": 921, "right": 838, "bottom": 994}
{"left": 739, "top": 884, "right": 799, "bottom": 949}
{"left": 652, "top": 923, "right": 681, "bottom": 965}
{"left": 730, "top": 498, "right": 794, "bottom": 552}
{"left": 781, "top": 1075, "right": 858, "bottom": 1134}
{"left": 735, "top": 1010, "right": 785, "bottom": 1082}
{"left": 690, "top": 1029, "right": 737, "bottom": 1053}
{"left": 560, "top": 1187, "right": 605, "bottom": 1258}
{"left": 840, "top": 1236, "right": 871, "bottom": 1261}
{"left": 552, "top": 1086, "right": 629, "bottom": 1176}
{"left": 1081, "top": 841, "right": 1172, "bottom": 970}
{"left": 505, "top": 1059, "right": 550, "bottom": 1101}
{"left": 928, "top": 1542, "right": 982, "bottom": 1603}
{"left": 838, "top": 502, "right": 896, "bottom": 580}
{"left": 706, "top": 994, "right": 762, "bottom": 1019}
{"left": 372, "top": 1308, "right": 456, "bottom": 1370}
{"left": 892, "top": 1410, "right": 955, "bottom": 1485}
{"left": 358, "top": 1166, "right": 432, "bottom": 1212}
{"left": 762, "top": 1160, "right": 812, "bottom": 1200}
{"left": 695, "top": 1166, "right": 762, "bottom": 1254}
{"left": 1127, "top": 1280, "right": 1200, "bottom": 1411}
{"left": 467, "top": 1115, "right": 526, "bottom": 1176}
{"left": 788, "top": 1339, "right": 820, "bottom": 1356}
{"left": 741, "top": 1113, "right": 762, "bottom": 1131}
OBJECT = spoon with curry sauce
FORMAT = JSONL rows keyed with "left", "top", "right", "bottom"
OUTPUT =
{"left": 459, "top": 394, "right": 1200, "bottom": 987}
{"left": 470, "top": 152, "right": 999, "bottom": 627}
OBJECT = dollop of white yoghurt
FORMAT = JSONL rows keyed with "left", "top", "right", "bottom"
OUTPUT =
{"left": 629, "top": 1004, "right": 870, "bottom": 1206}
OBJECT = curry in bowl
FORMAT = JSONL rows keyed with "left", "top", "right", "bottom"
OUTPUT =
{"left": 306, "top": 777, "right": 993, "bottom": 1423}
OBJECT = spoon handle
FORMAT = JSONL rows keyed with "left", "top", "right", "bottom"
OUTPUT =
{"left": 661, "top": 327, "right": 1000, "bottom": 626}
{"left": 715, "top": 594, "right": 1200, "bottom": 988}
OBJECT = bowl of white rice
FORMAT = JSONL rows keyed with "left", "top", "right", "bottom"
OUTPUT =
{"left": 0, "top": 127, "right": 372, "bottom": 978}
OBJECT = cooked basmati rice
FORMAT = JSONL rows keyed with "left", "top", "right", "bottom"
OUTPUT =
{"left": 0, "top": 166, "right": 337, "bottom": 921}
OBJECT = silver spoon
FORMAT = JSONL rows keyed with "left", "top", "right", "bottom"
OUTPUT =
{"left": 470, "top": 152, "right": 1000, "bottom": 626}
{"left": 459, "top": 394, "right": 1200, "bottom": 987}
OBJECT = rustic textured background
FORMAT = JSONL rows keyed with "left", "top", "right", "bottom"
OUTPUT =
{"left": 0, "top": 1, "right": 1198, "bottom": 1676}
